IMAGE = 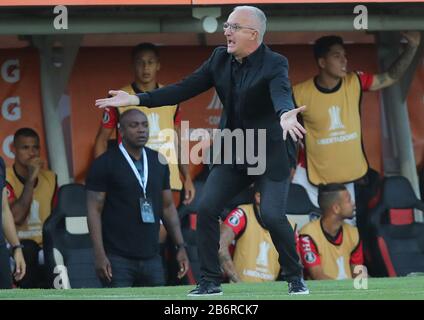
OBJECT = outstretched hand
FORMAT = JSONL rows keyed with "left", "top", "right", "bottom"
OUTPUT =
{"left": 280, "top": 105, "right": 307, "bottom": 142}
{"left": 95, "top": 90, "right": 139, "bottom": 108}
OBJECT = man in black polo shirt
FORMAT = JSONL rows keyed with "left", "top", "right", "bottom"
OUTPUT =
{"left": 86, "top": 109, "right": 189, "bottom": 287}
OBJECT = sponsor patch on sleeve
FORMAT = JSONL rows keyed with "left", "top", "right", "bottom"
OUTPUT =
{"left": 5, "top": 182, "right": 15, "bottom": 201}
{"left": 228, "top": 213, "right": 241, "bottom": 227}
{"left": 304, "top": 252, "right": 317, "bottom": 264}
{"left": 102, "top": 111, "right": 110, "bottom": 124}
{"left": 224, "top": 208, "right": 247, "bottom": 235}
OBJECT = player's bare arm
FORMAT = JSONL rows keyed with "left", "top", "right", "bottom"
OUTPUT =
{"left": 218, "top": 224, "right": 241, "bottom": 283}
{"left": 370, "top": 31, "right": 421, "bottom": 91}
{"left": 9, "top": 158, "right": 43, "bottom": 225}
{"left": 175, "top": 125, "right": 195, "bottom": 205}
{"left": 308, "top": 265, "right": 333, "bottom": 280}
{"left": 94, "top": 126, "right": 114, "bottom": 158}
{"left": 2, "top": 187, "right": 26, "bottom": 281}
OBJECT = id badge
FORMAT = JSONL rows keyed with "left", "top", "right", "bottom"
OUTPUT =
{"left": 140, "top": 197, "right": 155, "bottom": 224}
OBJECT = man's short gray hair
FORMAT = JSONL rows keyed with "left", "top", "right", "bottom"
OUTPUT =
{"left": 233, "top": 6, "right": 267, "bottom": 43}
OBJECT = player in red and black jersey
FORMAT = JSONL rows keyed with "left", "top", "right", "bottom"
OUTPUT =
{"left": 299, "top": 184, "right": 364, "bottom": 280}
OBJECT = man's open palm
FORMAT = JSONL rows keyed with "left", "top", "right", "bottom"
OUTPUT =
{"left": 95, "top": 90, "right": 139, "bottom": 108}
{"left": 280, "top": 106, "right": 307, "bottom": 141}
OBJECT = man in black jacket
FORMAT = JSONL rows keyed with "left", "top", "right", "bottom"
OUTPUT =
{"left": 96, "top": 6, "right": 308, "bottom": 296}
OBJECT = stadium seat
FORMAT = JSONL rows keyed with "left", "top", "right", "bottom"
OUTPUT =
{"left": 43, "top": 183, "right": 101, "bottom": 288}
{"left": 368, "top": 176, "right": 424, "bottom": 277}
{"left": 287, "top": 183, "right": 321, "bottom": 230}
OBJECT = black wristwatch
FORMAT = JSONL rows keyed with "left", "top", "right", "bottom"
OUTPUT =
{"left": 175, "top": 243, "right": 188, "bottom": 251}
{"left": 11, "top": 244, "right": 24, "bottom": 255}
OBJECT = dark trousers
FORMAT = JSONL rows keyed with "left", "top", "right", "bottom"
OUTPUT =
{"left": 16, "top": 239, "right": 47, "bottom": 288}
{"left": 102, "top": 253, "right": 166, "bottom": 288}
{"left": 197, "top": 164, "right": 303, "bottom": 284}
{"left": 0, "top": 242, "right": 12, "bottom": 289}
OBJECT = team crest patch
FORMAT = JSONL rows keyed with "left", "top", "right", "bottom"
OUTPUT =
{"left": 228, "top": 215, "right": 240, "bottom": 227}
{"left": 102, "top": 112, "right": 110, "bottom": 124}
{"left": 304, "top": 252, "right": 316, "bottom": 264}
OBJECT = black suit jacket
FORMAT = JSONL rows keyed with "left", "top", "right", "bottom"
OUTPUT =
{"left": 138, "top": 44, "right": 296, "bottom": 181}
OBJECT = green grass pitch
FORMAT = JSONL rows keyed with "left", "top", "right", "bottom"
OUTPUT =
{"left": 0, "top": 277, "right": 423, "bottom": 300}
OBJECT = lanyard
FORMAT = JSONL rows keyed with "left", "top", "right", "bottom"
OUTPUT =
{"left": 119, "top": 143, "right": 148, "bottom": 197}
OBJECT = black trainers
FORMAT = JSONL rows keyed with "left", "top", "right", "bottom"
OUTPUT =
{"left": 187, "top": 281, "right": 223, "bottom": 297}
{"left": 288, "top": 278, "right": 310, "bottom": 295}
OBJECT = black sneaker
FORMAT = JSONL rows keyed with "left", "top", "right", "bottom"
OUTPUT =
{"left": 187, "top": 281, "right": 223, "bottom": 297}
{"left": 288, "top": 278, "right": 310, "bottom": 295}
